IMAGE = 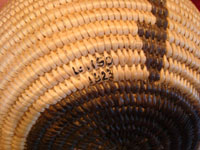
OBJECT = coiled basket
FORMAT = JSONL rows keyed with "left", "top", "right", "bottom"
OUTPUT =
{"left": 0, "top": 0, "right": 200, "bottom": 150}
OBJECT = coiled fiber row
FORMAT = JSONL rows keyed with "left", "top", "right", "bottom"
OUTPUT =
{"left": 0, "top": 0, "right": 200, "bottom": 150}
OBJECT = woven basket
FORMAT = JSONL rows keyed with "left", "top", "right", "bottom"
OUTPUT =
{"left": 0, "top": 0, "right": 200, "bottom": 150}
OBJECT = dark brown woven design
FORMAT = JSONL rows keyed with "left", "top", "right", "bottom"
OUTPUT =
{"left": 1, "top": 0, "right": 200, "bottom": 149}
{"left": 26, "top": 81, "right": 200, "bottom": 150}
{"left": 139, "top": 0, "right": 168, "bottom": 82}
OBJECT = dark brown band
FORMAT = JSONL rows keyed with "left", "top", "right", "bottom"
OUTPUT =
{"left": 26, "top": 81, "right": 200, "bottom": 150}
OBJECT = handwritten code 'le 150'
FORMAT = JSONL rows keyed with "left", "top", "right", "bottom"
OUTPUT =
{"left": 72, "top": 56, "right": 113, "bottom": 75}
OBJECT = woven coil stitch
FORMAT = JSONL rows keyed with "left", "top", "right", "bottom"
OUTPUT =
{"left": 0, "top": 0, "right": 200, "bottom": 150}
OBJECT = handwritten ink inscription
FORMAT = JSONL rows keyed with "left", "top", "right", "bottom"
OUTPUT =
{"left": 88, "top": 68, "right": 114, "bottom": 85}
{"left": 72, "top": 56, "right": 113, "bottom": 75}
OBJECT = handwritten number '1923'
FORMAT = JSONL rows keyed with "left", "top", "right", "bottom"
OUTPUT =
{"left": 88, "top": 68, "right": 113, "bottom": 85}
{"left": 106, "top": 69, "right": 113, "bottom": 79}
{"left": 101, "top": 71, "right": 108, "bottom": 80}
{"left": 93, "top": 73, "right": 101, "bottom": 83}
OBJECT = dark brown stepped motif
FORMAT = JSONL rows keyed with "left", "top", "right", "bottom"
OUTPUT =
{"left": 139, "top": 0, "right": 168, "bottom": 82}
{"left": 0, "top": 0, "right": 200, "bottom": 150}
